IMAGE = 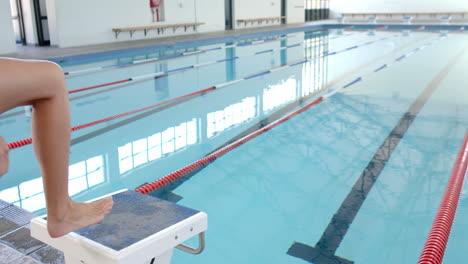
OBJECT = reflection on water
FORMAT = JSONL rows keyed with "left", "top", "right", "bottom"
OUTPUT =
{"left": 264, "top": 78, "right": 296, "bottom": 112}
{"left": 68, "top": 156, "right": 105, "bottom": 196}
{"left": 0, "top": 155, "right": 106, "bottom": 213}
{"left": 119, "top": 119, "right": 198, "bottom": 174}
{"left": 207, "top": 97, "right": 256, "bottom": 138}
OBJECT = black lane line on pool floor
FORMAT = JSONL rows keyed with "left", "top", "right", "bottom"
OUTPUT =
{"left": 286, "top": 45, "right": 468, "bottom": 264}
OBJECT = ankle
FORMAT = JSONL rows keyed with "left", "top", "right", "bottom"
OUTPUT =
{"left": 47, "top": 197, "right": 74, "bottom": 222}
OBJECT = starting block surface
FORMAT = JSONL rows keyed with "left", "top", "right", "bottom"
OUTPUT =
{"left": 75, "top": 190, "right": 199, "bottom": 250}
{"left": 31, "top": 190, "right": 208, "bottom": 264}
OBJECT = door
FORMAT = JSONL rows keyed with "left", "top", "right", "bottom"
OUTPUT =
{"left": 305, "top": 0, "right": 329, "bottom": 22}
{"left": 225, "top": 0, "right": 233, "bottom": 30}
{"left": 33, "top": 0, "right": 50, "bottom": 46}
{"left": 10, "top": 0, "right": 26, "bottom": 45}
{"left": 281, "top": 0, "right": 286, "bottom": 24}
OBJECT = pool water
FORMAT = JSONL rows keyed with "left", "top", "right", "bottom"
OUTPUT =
{"left": 1, "top": 26, "right": 467, "bottom": 263}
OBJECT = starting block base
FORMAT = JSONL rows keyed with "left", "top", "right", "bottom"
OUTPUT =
{"left": 31, "top": 190, "right": 207, "bottom": 264}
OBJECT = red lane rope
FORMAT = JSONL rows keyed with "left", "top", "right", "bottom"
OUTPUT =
{"left": 418, "top": 130, "right": 468, "bottom": 264}
{"left": 7, "top": 138, "right": 33, "bottom": 149}
{"left": 68, "top": 79, "right": 132, "bottom": 94}
{"left": 135, "top": 97, "right": 324, "bottom": 194}
{"left": 7, "top": 87, "right": 215, "bottom": 150}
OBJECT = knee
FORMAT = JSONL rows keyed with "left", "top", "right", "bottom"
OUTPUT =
{"left": 38, "top": 61, "right": 67, "bottom": 95}
{"left": 42, "top": 61, "right": 65, "bottom": 83}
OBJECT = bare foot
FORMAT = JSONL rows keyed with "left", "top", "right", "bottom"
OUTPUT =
{"left": 47, "top": 197, "right": 114, "bottom": 238}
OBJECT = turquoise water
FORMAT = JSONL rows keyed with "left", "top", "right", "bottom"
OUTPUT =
{"left": 1, "top": 27, "right": 467, "bottom": 263}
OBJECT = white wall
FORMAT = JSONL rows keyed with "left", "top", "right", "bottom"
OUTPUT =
{"left": 233, "top": 0, "right": 281, "bottom": 29}
{"left": 45, "top": 0, "right": 59, "bottom": 46}
{"left": 330, "top": 0, "right": 468, "bottom": 17}
{"left": 195, "top": 0, "right": 225, "bottom": 33}
{"left": 233, "top": 0, "right": 305, "bottom": 29}
{"left": 40, "top": 0, "right": 307, "bottom": 48}
{"left": 52, "top": 0, "right": 225, "bottom": 48}
{"left": 0, "top": 0, "right": 16, "bottom": 54}
{"left": 287, "top": 0, "right": 305, "bottom": 24}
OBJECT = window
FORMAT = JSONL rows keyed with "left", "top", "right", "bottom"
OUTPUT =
{"left": 304, "top": 0, "right": 330, "bottom": 21}
{"left": 207, "top": 97, "right": 256, "bottom": 138}
{"left": 263, "top": 78, "right": 297, "bottom": 112}
{"left": 0, "top": 155, "right": 106, "bottom": 213}
{"left": 302, "top": 35, "right": 328, "bottom": 96}
{"left": 118, "top": 118, "right": 198, "bottom": 174}
{"left": 68, "top": 156, "right": 106, "bottom": 196}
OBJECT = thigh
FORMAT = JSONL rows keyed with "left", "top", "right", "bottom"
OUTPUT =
{"left": 0, "top": 58, "right": 63, "bottom": 114}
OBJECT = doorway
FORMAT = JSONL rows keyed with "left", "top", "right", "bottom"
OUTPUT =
{"left": 33, "top": 0, "right": 50, "bottom": 46}
{"left": 9, "top": 0, "right": 26, "bottom": 45}
{"left": 225, "top": 0, "right": 233, "bottom": 30}
{"left": 305, "top": 0, "right": 330, "bottom": 22}
{"left": 281, "top": 0, "right": 286, "bottom": 24}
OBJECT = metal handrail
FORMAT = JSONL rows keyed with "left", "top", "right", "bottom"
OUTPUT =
{"left": 175, "top": 232, "right": 205, "bottom": 255}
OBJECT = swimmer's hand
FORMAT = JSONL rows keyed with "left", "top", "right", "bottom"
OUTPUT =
{"left": 0, "top": 137, "right": 9, "bottom": 177}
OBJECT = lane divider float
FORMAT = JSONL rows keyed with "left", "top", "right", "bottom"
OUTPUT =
{"left": 418, "top": 131, "right": 468, "bottom": 264}
{"left": 324, "top": 36, "right": 445, "bottom": 100}
{"left": 68, "top": 33, "right": 400, "bottom": 95}
{"left": 63, "top": 37, "right": 285, "bottom": 76}
{"left": 66, "top": 42, "right": 303, "bottom": 94}
{"left": 63, "top": 30, "right": 328, "bottom": 76}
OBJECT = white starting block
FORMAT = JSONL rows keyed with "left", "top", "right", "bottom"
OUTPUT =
{"left": 30, "top": 190, "right": 208, "bottom": 264}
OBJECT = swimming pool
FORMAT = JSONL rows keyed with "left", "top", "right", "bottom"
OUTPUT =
{"left": 1, "top": 25, "right": 468, "bottom": 263}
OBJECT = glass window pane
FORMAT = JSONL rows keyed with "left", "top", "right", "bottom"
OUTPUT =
{"left": 88, "top": 169, "right": 105, "bottom": 187}
{"left": 175, "top": 123, "right": 187, "bottom": 150}
{"left": 69, "top": 161, "right": 85, "bottom": 180}
{"left": 87, "top": 156, "right": 103, "bottom": 172}
{"left": 69, "top": 177, "right": 88, "bottom": 196}
{"left": 21, "top": 193, "right": 46, "bottom": 213}
{"left": 162, "top": 127, "right": 175, "bottom": 154}
{"left": 149, "top": 146, "right": 162, "bottom": 160}
{"left": 133, "top": 138, "right": 147, "bottom": 154}
{"left": 207, "top": 112, "right": 215, "bottom": 138}
{"left": 148, "top": 133, "right": 161, "bottom": 148}
{"left": 118, "top": 143, "right": 132, "bottom": 160}
{"left": 119, "top": 157, "right": 133, "bottom": 174}
{"left": 19, "top": 178, "right": 43, "bottom": 198}
{"left": 134, "top": 151, "right": 148, "bottom": 167}
{"left": 187, "top": 119, "right": 197, "bottom": 145}
{"left": 0, "top": 187, "right": 20, "bottom": 203}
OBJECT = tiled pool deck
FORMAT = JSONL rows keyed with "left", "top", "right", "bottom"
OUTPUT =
{"left": 0, "top": 200, "right": 64, "bottom": 264}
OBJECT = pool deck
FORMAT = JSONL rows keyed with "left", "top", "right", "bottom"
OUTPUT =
{"left": 4, "top": 20, "right": 335, "bottom": 61}
{"left": 0, "top": 200, "right": 64, "bottom": 264}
